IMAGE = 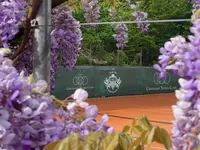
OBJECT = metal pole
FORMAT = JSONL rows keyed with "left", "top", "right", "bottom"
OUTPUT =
{"left": 33, "top": 0, "right": 52, "bottom": 92}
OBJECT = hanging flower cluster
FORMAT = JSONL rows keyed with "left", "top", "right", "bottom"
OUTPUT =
{"left": 154, "top": 17, "right": 200, "bottom": 149}
{"left": 0, "top": 0, "right": 27, "bottom": 47}
{"left": 130, "top": 4, "right": 150, "bottom": 32}
{"left": 0, "top": 52, "right": 113, "bottom": 149}
{"left": 108, "top": 8, "right": 116, "bottom": 18}
{"left": 51, "top": 5, "right": 82, "bottom": 91}
{"left": 188, "top": 0, "right": 200, "bottom": 13}
{"left": 81, "top": 0, "right": 100, "bottom": 27}
{"left": 113, "top": 23, "right": 128, "bottom": 50}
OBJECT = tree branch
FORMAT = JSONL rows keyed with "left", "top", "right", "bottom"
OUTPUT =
{"left": 52, "top": 0, "right": 67, "bottom": 8}
{"left": 0, "top": 40, "right": 2, "bottom": 48}
{"left": 13, "top": 31, "right": 34, "bottom": 64}
{"left": 11, "top": 0, "right": 42, "bottom": 60}
{"left": 11, "top": 0, "right": 68, "bottom": 43}
{"left": 11, "top": 0, "right": 69, "bottom": 61}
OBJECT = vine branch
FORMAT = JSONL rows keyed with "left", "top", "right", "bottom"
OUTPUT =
{"left": 52, "top": 0, "right": 67, "bottom": 8}
{"left": 11, "top": 0, "right": 68, "bottom": 46}
{"left": 11, "top": 0, "right": 70, "bottom": 61}
{"left": 11, "top": 0, "right": 42, "bottom": 60}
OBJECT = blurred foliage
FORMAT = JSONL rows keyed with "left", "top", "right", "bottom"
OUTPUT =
{"left": 137, "top": 0, "right": 192, "bottom": 65}
{"left": 44, "top": 115, "right": 171, "bottom": 150}
{"left": 74, "top": 0, "right": 192, "bottom": 66}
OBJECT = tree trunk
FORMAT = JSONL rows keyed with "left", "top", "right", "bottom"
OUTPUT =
{"left": 33, "top": 0, "right": 52, "bottom": 92}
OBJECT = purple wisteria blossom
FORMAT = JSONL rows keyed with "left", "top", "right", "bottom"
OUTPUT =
{"left": 51, "top": 5, "right": 82, "bottom": 91}
{"left": 81, "top": 0, "right": 100, "bottom": 27}
{"left": 0, "top": 53, "right": 113, "bottom": 149}
{"left": 113, "top": 23, "right": 128, "bottom": 50}
{"left": 189, "top": 0, "right": 200, "bottom": 13}
{"left": 0, "top": 2, "right": 82, "bottom": 92}
{"left": 0, "top": 0, "right": 27, "bottom": 48}
{"left": 155, "top": 17, "right": 200, "bottom": 149}
{"left": 130, "top": 4, "right": 150, "bottom": 32}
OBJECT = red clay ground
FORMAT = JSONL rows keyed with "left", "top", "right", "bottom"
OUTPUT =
{"left": 86, "top": 93, "right": 177, "bottom": 150}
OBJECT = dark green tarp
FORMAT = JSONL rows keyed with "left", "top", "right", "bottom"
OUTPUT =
{"left": 53, "top": 66, "right": 179, "bottom": 99}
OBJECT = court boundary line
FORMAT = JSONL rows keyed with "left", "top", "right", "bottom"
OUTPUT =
{"left": 88, "top": 93, "right": 175, "bottom": 100}
{"left": 99, "top": 107, "right": 172, "bottom": 114}
{"left": 98, "top": 113, "right": 172, "bottom": 125}
{"left": 94, "top": 103, "right": 173, "bottom": 110}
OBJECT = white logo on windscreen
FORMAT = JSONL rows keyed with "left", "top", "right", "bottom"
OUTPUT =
{"left": 73, "top": 74, "right": 88, "bottom": 86}
{"left": 154, "top": 72, "right": 170, "bottom": 85}
{"left": 104, "top": 72, "right": 121, "bottom": 93}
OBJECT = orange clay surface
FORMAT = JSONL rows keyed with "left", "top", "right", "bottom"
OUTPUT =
{"left": 86, "top": 93, "right": 177, "bottom": 150}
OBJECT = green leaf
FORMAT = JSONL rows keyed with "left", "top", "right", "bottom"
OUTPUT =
{"left": 192, "top": 9, "right": 200, "bottom": 22}
{"left": 83, "top": 132, "right": 103, "bottom": 149}
{"left": 135, "top": 145, "right": 144, "bottom": 150}
{"left": 132, "top": 119, "right": 136, "bottom": 126}
{"left": 119, "top": 135, "right": 128, "bottom": 150}
{"left": 128, "top": 136, "right": 142, "bottom": 150}
{"left": 106, "top": 0, "right": 116, "bottom": 9}
{"left": 130, "top": 119, "right": 136, "bottom": 134}
{"left": 28, "top": 74, "right": 33, "bottom": 84}
{"left": 118, "top": 133, "right": 134, "bottom": 150}
{"left": 146, "top": 127, "right": 156, "bottom": 146}
{"left": 54, "top": 133, "right": 81, "bottom": 150}
{"left": 196, "top": 147, "right": 200, "bottom": 150}
{"left": 44, "top": 140, "right": 61, "bottom": 150}
{"left": 84, "top": 132, "right": 102, "bottom": 143}
{"left": 138, "top": 115, "right": 152, "bottom": 131}
{"left": 153, "top": 127, "right": 171, "bottom": 150}
{"left": 122, "top": 125, "right": 130, "bottom": 132}
{"left": 140, "top": 130, "right": 148, "bottom": 143}
{"left": 100, "top": 131, "right": 110, "bottom": 138}
{"left": 132, "top": 125, "right": 144, "bottom": 134}
{"left": 100, "top": 133, "right": 119, "bottom": 150}
{"left": 83, "top": 132, "right": 111, "bottom": 150}
{"left": 82, "top": 143, "right": 94, "bottom": 150}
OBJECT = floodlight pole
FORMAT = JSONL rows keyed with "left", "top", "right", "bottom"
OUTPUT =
{"left": 33, "top": 0, "right": 52, "bottom": 92}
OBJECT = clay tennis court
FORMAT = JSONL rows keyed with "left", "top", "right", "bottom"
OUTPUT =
{"left": 87, "top": 93, "right": 177, "bottom": 150}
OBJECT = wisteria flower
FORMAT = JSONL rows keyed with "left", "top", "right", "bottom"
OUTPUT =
{"left": 85, "top": 105, "right": 98, "bottom": 118}
{"left": 51, "top": 5, "right": 82, "bottom": 91}
{"left": 72, "top": 88, "right": 88, "bottom": 102}
{"left": 113, "top": 23, "right": 128, "bottom": 50}
{"left": 131, "top": 4, "right": 150, "bottom": 32}
{"left": 155, "top": 14, "right": 200, "bottom": 149}
{"left": 67, "top": 89, "right": 89, "bottom": 111}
